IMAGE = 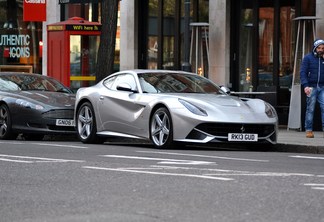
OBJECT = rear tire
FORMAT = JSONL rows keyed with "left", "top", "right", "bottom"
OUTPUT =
{"left": 76, "top": 102, "right": 104, "bottom": 144}
{"left": 150, "top": 107, "right": 174, "bottom": 149}
{"left": 0, "top": 104, "right": 17, "bottom": 140}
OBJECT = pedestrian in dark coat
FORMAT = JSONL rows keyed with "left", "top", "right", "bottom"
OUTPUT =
{"left": 300, "top": 39, "right": 324, "bottom": 138}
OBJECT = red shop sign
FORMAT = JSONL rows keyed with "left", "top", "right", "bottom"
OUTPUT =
{"left": 23, "top": 0, "right": 46, "bottom": 22}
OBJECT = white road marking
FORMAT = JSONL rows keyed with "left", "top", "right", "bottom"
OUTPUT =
{"left": 303, "top": 183, "right": 324, "bottom": 191}
{"left": 0, "top": 154, "right": 84, "bottom": 163}
{"left": 311, "top": 187, "right": 324, "bottom": 190}
{"left": 0, "top": 158, "right": 33, "bottom": 163}
{"left": 290, "top": 155, "right": 324, "bottom": 160}
{"left": 137, "top": 151, "right": 269, "bottom": 162}
{"left": 82, "top": 166, "right": 233, "bottom": 181}
{"left": 150, "top": 165, "right": 250, "bottom": 173}
{"left": 30, "top": 143, "right": 88, "bottom": 149}
{"left": 205, "top": 172, "right": 314, "bottom": 177}
{"left": 304, "top": 183, "right": 324, "bottom": 186}
{"left": 0, "top": 141, "right": 88, "bottom": 149}
{"left": 0, "top": 141, "right": 26, "bottom": 145}
{"left": 101, "top": 154, "right": 216, "bottom": 165}
{"left": 153, "top": 165, "right": 315, "bottom": 177}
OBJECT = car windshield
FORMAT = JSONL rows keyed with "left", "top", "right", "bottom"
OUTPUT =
{"left": 0, "top": 74, "right": 72, "bottom": 93}
{"left": 138, "top": 72, "right": 224, "bottom": 94}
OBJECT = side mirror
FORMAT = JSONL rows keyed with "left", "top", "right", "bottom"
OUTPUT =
{"left": 117, "top": 83, "right": 133, "bottom": 92}
{"left": 220, "top": 86, "right": 231, "bottom": 94}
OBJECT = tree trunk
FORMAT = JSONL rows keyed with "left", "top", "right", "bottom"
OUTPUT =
{"left": 95, "top": 0, "right": 119, "bottom": 83}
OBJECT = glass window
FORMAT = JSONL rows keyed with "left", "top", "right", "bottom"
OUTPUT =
{"left": 162, "top": 0, "right": 175, "bottom": 70}
{"left": 0, "top": 0, "right": 43, "bottom": 73}
{"left": 69, "top": 35, "right": 100, "bottom": 90}
{"left": 103, "top": 75, "right": 117, "bottom": 89}
{"left": 258, "top": 7, "right": 274, "bottom": 87}
{"left": 279, "top": 6, "right": 294, "bottom": 89}
{"left": 198, "top": 0, "right": 209, "bottom": 22}
{"left": 239, "top": 9, "right": 253, "bottom": 92}
{"left": 62, "top": 2, "right": 120, "bottom": 72}
{"left": 145, "top": 0, "right": 209, "bottom": 70}
{"left": 138, "top": 72, "right": 221, "bottom": 94}
{"left": 147, "top": 0, "right": 158, "bottom": 69}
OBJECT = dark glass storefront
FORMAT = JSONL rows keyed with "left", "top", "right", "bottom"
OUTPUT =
{"left": 138, "top": 0, "right": 209, "bottom": 72}
{"left": 229, "top": 0, "right": 316, "bottom": 125}
{"left": 230, "top": 0, "right": 307, "bottom": 125}
{"left": 231, "top": 0, "right": 297, "bottom": 93}
{"left": 0, "top": 0, "right": 43, "bottom": 74}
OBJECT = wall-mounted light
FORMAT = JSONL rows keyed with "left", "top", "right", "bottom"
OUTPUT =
{"left": 198, "top": 67, "right": 203, "bottom": 76}
{"left": 3, "top": 21, "right": 16, "bottom": 29}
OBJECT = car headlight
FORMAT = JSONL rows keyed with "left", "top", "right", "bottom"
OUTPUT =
{"left": 16, "top": 99, "right": 44, "bottom": 110}
{"left": 178, "top": 99, "right": 207, "bottom": 116}
{"left": 265, "top": 102, "right": 276, "bottom": 118}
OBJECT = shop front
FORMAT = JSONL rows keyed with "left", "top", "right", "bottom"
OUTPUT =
{"left": 0, "top": 0, "right": 43, "bottom": 74}
{"left": 229, "top": 0, "right": 315, "bottom": 125}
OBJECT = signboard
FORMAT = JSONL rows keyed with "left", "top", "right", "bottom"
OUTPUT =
{"left": 47, "top": 25, "right": 101, "bottom": 31}
{"left": 65, "top": 24, "right": 101, "bottom": 31}
{"left": 59, "top": 0, "right": 100, "bottom": 4}
{"left": 23, "top": 0, "right": 46, "bottom": 22}
{"left": 0, "top": 34, "right": 31, "bottom": 58}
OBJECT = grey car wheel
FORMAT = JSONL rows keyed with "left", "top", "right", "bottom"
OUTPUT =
{"left": 0, "top": 104, "right": 17, "bottom": 140}
{"left": 77, "top": 102, "right": 104, "bottom": 144}
{"left": 150, "top": 107, "right": 174, "bottom": 149}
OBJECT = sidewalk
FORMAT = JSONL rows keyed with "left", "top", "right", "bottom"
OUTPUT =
{"left": 277, "top": 128, "right": 324, "bottom": 154}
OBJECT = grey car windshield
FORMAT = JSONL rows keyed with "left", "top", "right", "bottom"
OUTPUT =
{"left": 0, "top": 74, "right": 72, "bottom": 93}
{"left": 138, "top": 72, "right": 224, "bottom": 94}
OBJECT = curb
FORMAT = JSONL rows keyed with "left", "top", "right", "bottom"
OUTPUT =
{"left": 275, "top": 143, "right": 324, "bottom": 154}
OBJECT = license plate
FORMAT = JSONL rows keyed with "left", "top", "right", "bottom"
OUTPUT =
{"left": 56, "top": 119, "right": 75, "bottom": 127}
{"left": 228, "top": 133, "right": 258, "bottom": 142}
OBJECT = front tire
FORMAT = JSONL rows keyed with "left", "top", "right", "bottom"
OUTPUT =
{"left": 0, "top": 104, "right": 17, "bottom": 140}
{"left": 150, "top": 107, "right": 174, "bottom": 149}
{"left": 76, "top": 102, "right": 104, "bottom": 144}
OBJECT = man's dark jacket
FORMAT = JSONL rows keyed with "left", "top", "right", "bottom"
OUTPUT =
{"left": 300, "top": 51, "right": 324, "bottom": 89}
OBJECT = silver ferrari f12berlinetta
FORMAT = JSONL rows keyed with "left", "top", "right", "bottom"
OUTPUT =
{"left": 74, "top": 70, "right": 278, "bottom": 148}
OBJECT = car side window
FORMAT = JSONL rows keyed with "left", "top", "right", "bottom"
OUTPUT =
{"left": 103, "top": 76, "right": 117, "bottom": 89}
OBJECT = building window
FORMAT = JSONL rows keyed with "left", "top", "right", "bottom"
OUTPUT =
{"left": 141, "top": 0, "right": 209, "bottom": 71}
{"left": 0, "top": 0, "right": 43, "bottom": 73}
{"left": 236, "top": 0, "right": 295, "bottom": 94}
{"left": 61, "top": 2, "right": 120, "bottom": 72}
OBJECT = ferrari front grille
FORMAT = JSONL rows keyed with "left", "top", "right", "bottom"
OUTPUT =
{"left": 42, "top": 109, "right": 74, "bottom": 119}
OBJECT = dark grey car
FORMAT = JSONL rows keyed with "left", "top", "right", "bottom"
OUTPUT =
{"left": 0, "top": 72, "right": 76, "bottom": 140}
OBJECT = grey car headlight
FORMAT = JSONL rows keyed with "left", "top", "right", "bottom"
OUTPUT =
{"left": 16, "top": 99, "right": 44, "bottom": 110}
{"left": 265, "top": 102, "right": 276, "bottom": 118}
{"left": 178, "top": 99, "right": 207, "bottom": 116}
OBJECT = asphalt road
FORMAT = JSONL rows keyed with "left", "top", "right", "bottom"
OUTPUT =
{"left": 0, "top": 140, "right": 323, "bottom": 222}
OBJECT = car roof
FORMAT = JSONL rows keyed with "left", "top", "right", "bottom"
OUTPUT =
{"left": 117, "top": 69, "right": 197, "bottom": 75}
{"left": 0, "top": 72, "right": 40, "bottom": 76}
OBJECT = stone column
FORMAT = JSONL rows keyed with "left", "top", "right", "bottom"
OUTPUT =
{"left": 209, "top": 0, "right": 231, "bottom": 87}
{"left": 120, "top": 0, "right": 138, "bottom": 70}
{"left": 316, "top": 0, "right": 324, "bottom": 38}
{"left": 42, "top": 1, "right": 60, "bottom": 76}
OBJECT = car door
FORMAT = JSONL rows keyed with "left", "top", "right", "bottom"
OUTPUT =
{"left": 97, "top": 73, "right": 146, "bottom": 136}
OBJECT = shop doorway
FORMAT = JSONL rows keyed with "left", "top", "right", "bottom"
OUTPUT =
{"left": 231, "top": 0, "right": 297, "bottom": 125}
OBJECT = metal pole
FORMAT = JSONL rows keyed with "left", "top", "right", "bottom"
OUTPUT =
{"left": 181, "top": 0, "right": 191, "bottom": 72}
